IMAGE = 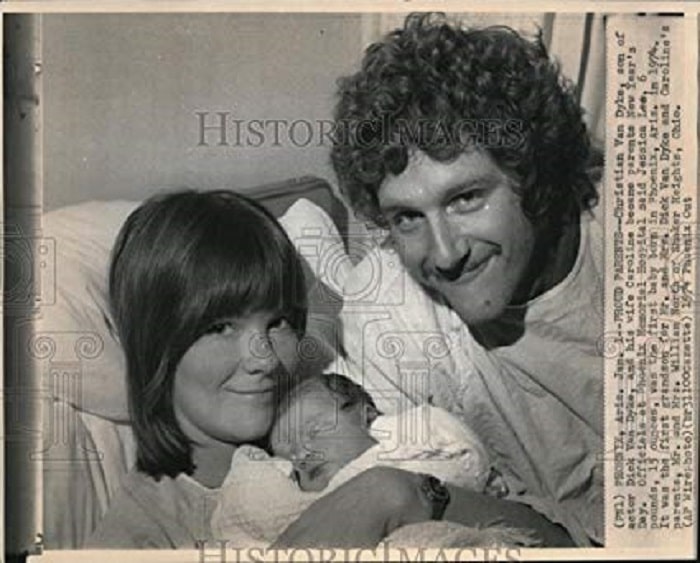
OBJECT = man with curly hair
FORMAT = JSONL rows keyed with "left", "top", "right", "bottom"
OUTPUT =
{"left": 335, "top": 13, "right": 603, "bottom": 546}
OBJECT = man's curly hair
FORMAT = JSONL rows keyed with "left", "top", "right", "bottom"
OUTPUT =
{"left": 331, "top": 13, "right": 598, "bottom": 228}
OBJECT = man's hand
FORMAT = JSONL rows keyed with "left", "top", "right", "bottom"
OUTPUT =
{"left": 443, "top": 486, "right": 576, "bottom": 547}
{"left": 272, "top": 466, "right": 433, "bottom": 548}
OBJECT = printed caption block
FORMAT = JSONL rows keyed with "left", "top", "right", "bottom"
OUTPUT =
{"left": 605, "top": 15, "right": 696, "bottom": 549}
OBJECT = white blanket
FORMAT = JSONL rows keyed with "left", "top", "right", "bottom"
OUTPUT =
{"left": 211, "top": 406, "right": 527, "bottom": 547}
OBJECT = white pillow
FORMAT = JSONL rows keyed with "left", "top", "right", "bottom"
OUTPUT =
{"left": 39, "top": 200, "right": 139, "bottom": 420}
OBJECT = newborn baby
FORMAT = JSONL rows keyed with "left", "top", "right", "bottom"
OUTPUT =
{"left": 211, "top": 374, "right": 529, "bottom": 547}
{"left": 270, "top": 373, "right": 502, "bottom": 494}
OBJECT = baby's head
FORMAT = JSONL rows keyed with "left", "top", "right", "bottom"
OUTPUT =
{"left": 270, "top": 373, "right": 380, "bottom": 491}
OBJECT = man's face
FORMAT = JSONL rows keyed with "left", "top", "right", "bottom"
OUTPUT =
{"left": 378, "top": 149, "right": 537, "bottom": 325}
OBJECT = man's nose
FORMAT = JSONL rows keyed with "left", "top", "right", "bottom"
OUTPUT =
{"left": 428, "top": 218, "right": 470, "bottom": 281}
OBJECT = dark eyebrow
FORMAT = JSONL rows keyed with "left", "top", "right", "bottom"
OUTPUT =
{"left": 380, "top": 203, "right": 422, "bottom": 217}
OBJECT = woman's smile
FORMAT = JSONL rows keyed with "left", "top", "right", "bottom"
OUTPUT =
{"left": 227, "top": 387, "right": 275, "bottom": 395}
{"left": 173, "top": 311, "right": 299, "bottom": 446}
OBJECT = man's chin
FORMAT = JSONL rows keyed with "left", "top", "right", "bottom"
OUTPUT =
{"left": 443, "top": 293, "right": 510, "bottom": 327}
{"left": 417, "top": 278, "right": 511, "bottom": 325}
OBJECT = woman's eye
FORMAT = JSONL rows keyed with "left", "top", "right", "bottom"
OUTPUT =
{"left": 365, "top": 405, "right": 379, "bottom": 426}
{"left": 269, "top": 316, "right": 292, "bottom": 332}
{"left": 390, "top": 211, "right": 423, "bottom": 234}
{"left": 449, "top": 189, "right": 486, "bottom": 213}
{"left": 206, "top": 321, "right": 237, "bottom": 335}
{"left": 339, "top": 399, "right": 356, "bottom": 411}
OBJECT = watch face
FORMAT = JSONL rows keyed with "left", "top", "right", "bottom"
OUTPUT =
{"left": 421, "top": 475, "right": 450, "bottom": 519}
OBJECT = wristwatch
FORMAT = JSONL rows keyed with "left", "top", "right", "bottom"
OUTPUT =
{"left": 420, "top": 475, "right": 450, "bottom": 520}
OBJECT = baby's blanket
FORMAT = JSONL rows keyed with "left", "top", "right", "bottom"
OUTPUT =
{"left": 211, "top": 445, "right": 319, "bottom": 545}
{"left": 328, "top": 404, "right": 492, "bottom": 492}
{"left": 211, "top": 405, "right": 493, "bottom": 544}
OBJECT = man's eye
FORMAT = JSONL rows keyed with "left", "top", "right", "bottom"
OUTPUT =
{"left": 390, "top": 211, "right": 423, "bottom": 233}
{"left": 449, "top": 189, "right": 486, "bottom": 213}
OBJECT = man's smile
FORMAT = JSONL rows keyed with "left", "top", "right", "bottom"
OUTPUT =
{"left": 428, "top": 250, "right": 496, "bottom": 288}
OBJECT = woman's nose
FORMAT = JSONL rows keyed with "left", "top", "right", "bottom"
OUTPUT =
{"left": 242, "top": 331, "right": 281, "bottom": 374}
{"left": 428, "top": 218, "right": 470, "bottom": 281}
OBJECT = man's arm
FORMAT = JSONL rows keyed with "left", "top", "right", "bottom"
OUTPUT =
{"left": 443, "top": 486, "right": 576, "bottom": 547}
{"left": 272, "top": 466, "right": 434, "bottom": 548}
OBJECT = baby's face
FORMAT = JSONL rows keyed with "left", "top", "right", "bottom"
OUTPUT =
{"left": 270, "top": 380, "right": 377, "bottom": 491}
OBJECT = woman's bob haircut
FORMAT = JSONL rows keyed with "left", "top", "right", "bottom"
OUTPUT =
{"left": 109, "top": 189, "right": 308, "bottom": 479}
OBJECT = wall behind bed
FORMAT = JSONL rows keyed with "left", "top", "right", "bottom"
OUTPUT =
{"left": 42, "top": 13, "right": 363, "bottom": 210}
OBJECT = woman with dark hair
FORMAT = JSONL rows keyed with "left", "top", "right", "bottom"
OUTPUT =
{"left": 87, "top": 189, "right": 442, "bottom": 548}
{"left": 87, "top": 190, "right": 308, "bottom": 546}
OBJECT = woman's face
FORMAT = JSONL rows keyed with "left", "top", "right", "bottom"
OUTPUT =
{"left": 172, "top": 310, "right": 300, "bottom": 447}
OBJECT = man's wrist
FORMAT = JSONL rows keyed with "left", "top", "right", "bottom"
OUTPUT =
{"left": 420, "top": 475, "right": 450, "bottom": 520}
